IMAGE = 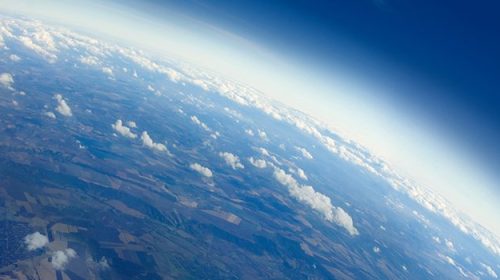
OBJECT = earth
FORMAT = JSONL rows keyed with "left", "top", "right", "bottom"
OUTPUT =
{"left": 0, "top": 15, "right": 499, "bottom": 280}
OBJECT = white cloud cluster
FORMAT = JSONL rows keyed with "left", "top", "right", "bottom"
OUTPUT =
{"left": 191, "top": 115, "right": 210, "bottom": 131}
{"left": 245, "top": 129, "right": 254, "bottom": 136}
{"left": 190, "top": 163, "right": 213, "bottom": 177}
{"left": 79, "top": 55, "right": 99, "bottom": 65}
{"left": 44, "top": 111, "right": 56, "bottom": 119}
{"left": 0, "top": 72, "right": 14, "bottom": 89}
{"left": 248, "top": 157, "right": 267, "bottom": 169}
{"left": 4, "top": 17, "right": 498, "bottom": 255}
{"left": 112, "top": 119, "right": 137, "bottom": 139}
{"left": 52, "top": 248, "right": 77, "bottom": 270}
{"left": 296, "top": 168, "right": 308, "bottom": 180}
{"left": 273, "top": 168, "right": 358, "bottom": 235}
{"left": 24, "top": 232, "right": 48, "bottom": 251}
{"left": 481, "top": 263, "right": 498, "bottom": 278}
{"left": 9, "top": 54, "right": 21, "bottom": 62}
{"left": 219, "top": 152, "right": 244, "bottom": 169}
{"left": 141, "top": 131, "right": 168, "bottom": 153}
{"left": 102, "top": 66, "right": 113, "bottom": 76}
{"left": 296, "top": 146, "right": 313, "bottom": 159}
{"left": 54, "top": 94, "right": 72, "bottom": 117}
{"left": 257, "top": 129, "right": 268, "bottom": 141}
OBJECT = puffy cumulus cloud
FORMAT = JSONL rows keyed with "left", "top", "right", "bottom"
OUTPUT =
{"left": 248, "top": 157, "right": 267, "bottom": 169}
{"left": 296, "top": 168, "right": 308, "bottom": 180}
{"left": 257, "top": 129, "right": 268, "bottom": 141}
{"left": 79, "top": 55, "right": 99, "bottom": 65}
{"left": 219, "top": 152, "right": 244, "bottom": 169}
{"left": 245, "top": 129, "right": 254, "bottom": 136}
{"left": 445, "top": 239, "right": 455, "bottom": 251}
{"left": 112, "top": 119, "right": 137, "bottom": 139}
{"left": 373, "top": 246, "right": 381, "bottom": 253}
{"left": 296, "top": 146, "right": 313, "bottom": 160}
{"left": 54, "top": 94, "right": 72, "bottom": 117}
{"left": 273, "top": 168, "right": 358, "bottom": 235}
{"left": 24, "top": 232, "right": 49, "bottom": 251}
{"left": 0, "top": 72, "right": 14, "bottom": 89}
{"left": 481, "top": 263, "right": 498, "bottom": 278}
{"left": 141, "top": 131, "right": 169, "bottom": 153}
{"left": 190, "top": 163, "right": 213, "bottom": 177}
{"left": 102, "top": 66, "right": 113, "bottom": 76}
{"left": 9, "top": 54, "right": 21, "bottom": 62}
{"left": 127, "top": 121, "right": 137, "bottom": 128}
{"left": 257, "top": 147, "right": 270, "bottom": 157}
{"left": 51, "top": 248, "right": 77, "bottom": 270}
{"left": 44, "top": 111, "right": 56, "bottom": 119}
{"left": 190, "top": 115, "right": 210, "bottom": 131}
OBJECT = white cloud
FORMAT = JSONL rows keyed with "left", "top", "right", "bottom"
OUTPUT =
{"left": 190, "top": 163, "right": 213, "bottom": 177}
{"left": 432, "top": 236, "right": 441, "bottom": 244}
{"left": 296, "top": 146, "right": 313, "bottom": 159}
{"left": 296, "top": 168, "right": 308, "bottom": 180}
{"left": 481, "top": 263, "right": 498, "bottom": 278}
{"left": 54, "top": 94, "right": 72, "bottom": 117}
{"left": 445, "top": 238, "right": 455, "bottom": 251}
{"left": 141, "top": 131, "right": 169, "bottom": 153}
{"left": 373, "top": 246, "right": 381, "bottom": 253}
{"left": 248, "top": 157, "right": 267, "bottom": 168}
{"left": 51, "top": 248, "right": 77, "bottom": 270}
{"left": 0, "top": 73, "right": 14, "bottom": 89}
{"left": 191, "top": 115, "right": 210, "bottom": 131}
{"left": 245, "top": 129, "right": 254, "bottom": 136}
{"left": 9, "top": 54, "right": 21, "bottom": 62}
{"left": 24, "top": 232, "right": 48, "bottom": 251}
{"left": 273, "top": 168, "right": 358, "bottom": 235}
{"left": 112, "top": 119, "right": 137, "bottom": 139}
{"left": 258, "top": 147, "right": 270, "bottom": 157}
{"left": 44, "top": 111, "right": 56, "bottom": 119}
{"left": 79, "top": 55, "right": 99, "bottom": 65}
{"left": 102, "top": 66, "right": 113, "bottom": 76}
{"left": 219, "top": 152, "right": 244, "bottom": 169}
{"left": 257, "top": 129, "right": 268, "bottom": 141}
{"left": 127, "top": 121, "right": 137, "bottom": 128}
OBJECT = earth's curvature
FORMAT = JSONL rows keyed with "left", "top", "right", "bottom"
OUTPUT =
{"left": 0, "top": 16, "right": 499, "bottom": 279}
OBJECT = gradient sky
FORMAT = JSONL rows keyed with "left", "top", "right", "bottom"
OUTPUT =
{"left": 2, "top": 0, "right": 499, "bottom": 235}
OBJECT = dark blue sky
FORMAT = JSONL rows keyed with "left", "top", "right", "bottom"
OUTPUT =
{"left": 120, "top": 0, "right": 500, "bottom": 184}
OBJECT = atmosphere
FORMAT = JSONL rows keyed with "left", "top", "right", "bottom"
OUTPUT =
{"left": 0, "top": 1, "right": 498, "bottom": 279}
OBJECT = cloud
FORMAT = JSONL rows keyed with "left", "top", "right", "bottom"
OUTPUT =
{"left": 190, "top": 163, "right": 213, "bottom": 177}
{"left": 219, "top": 152, "right": 244, "bottom": 169}
{"left": 102, "top": 66, "right": 113, "bottom": 76}
{"left": 191, "top": 115, "right": 210, "bottom": 131}
{"left": 296, "top": 168, "right": 308, "bottom": 180}
{"left": 257, "top": 147, "right": 270, "bottom": 157}
{"left": 24, "top": 232, "right": 49, "bottom": 251}
{"left": 9, "top": 54, "right": 21, "bottom": 62}
{"left": 248, "top": 157, "right": 267, "bottom": 168}
{"left": 54, "top": 94, "right": 72, "bottom": 117}
{"left": 245, "top": 129, "right": 254, "bottom": 136}
{"left": 79, "top": 55, "right": 99, "bottom": 65}
{"left": 0, "top": 73, "right": 14, "bottom": 89}
{"left": 296, "top": 146, "right": 313, "bottom": 159}
{"left": 273, "top": 168, "right": 358, "bottom": 235}
{"left": 112, "top": 119, "right": 137, "bottom": 139}
{"left": 257, "top": 129, "right": 268, "bottom": 141}
{"left": 44, "top": 111, "right": 56, "bottom": 119}
{"left": 51, "top": 248, "right": 77, "bottom": 270}
{"left": 445, "top": 238, "right": 455, "bottom": 251}
{"left": 127, "top": 121, "right": 137, "bottom": 128}
{"left": 373, "top": 246, "right": 381, "bottom": 253}
{"left": 141, "top": 131, "right": 169, "bottom": 153}
{"left": 481, "top": 263, "right": 498, "bottom": 278}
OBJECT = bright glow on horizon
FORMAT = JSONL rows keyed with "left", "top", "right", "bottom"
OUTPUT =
{"left": 1, "top": 0, "right": 499, "bottom": 236}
